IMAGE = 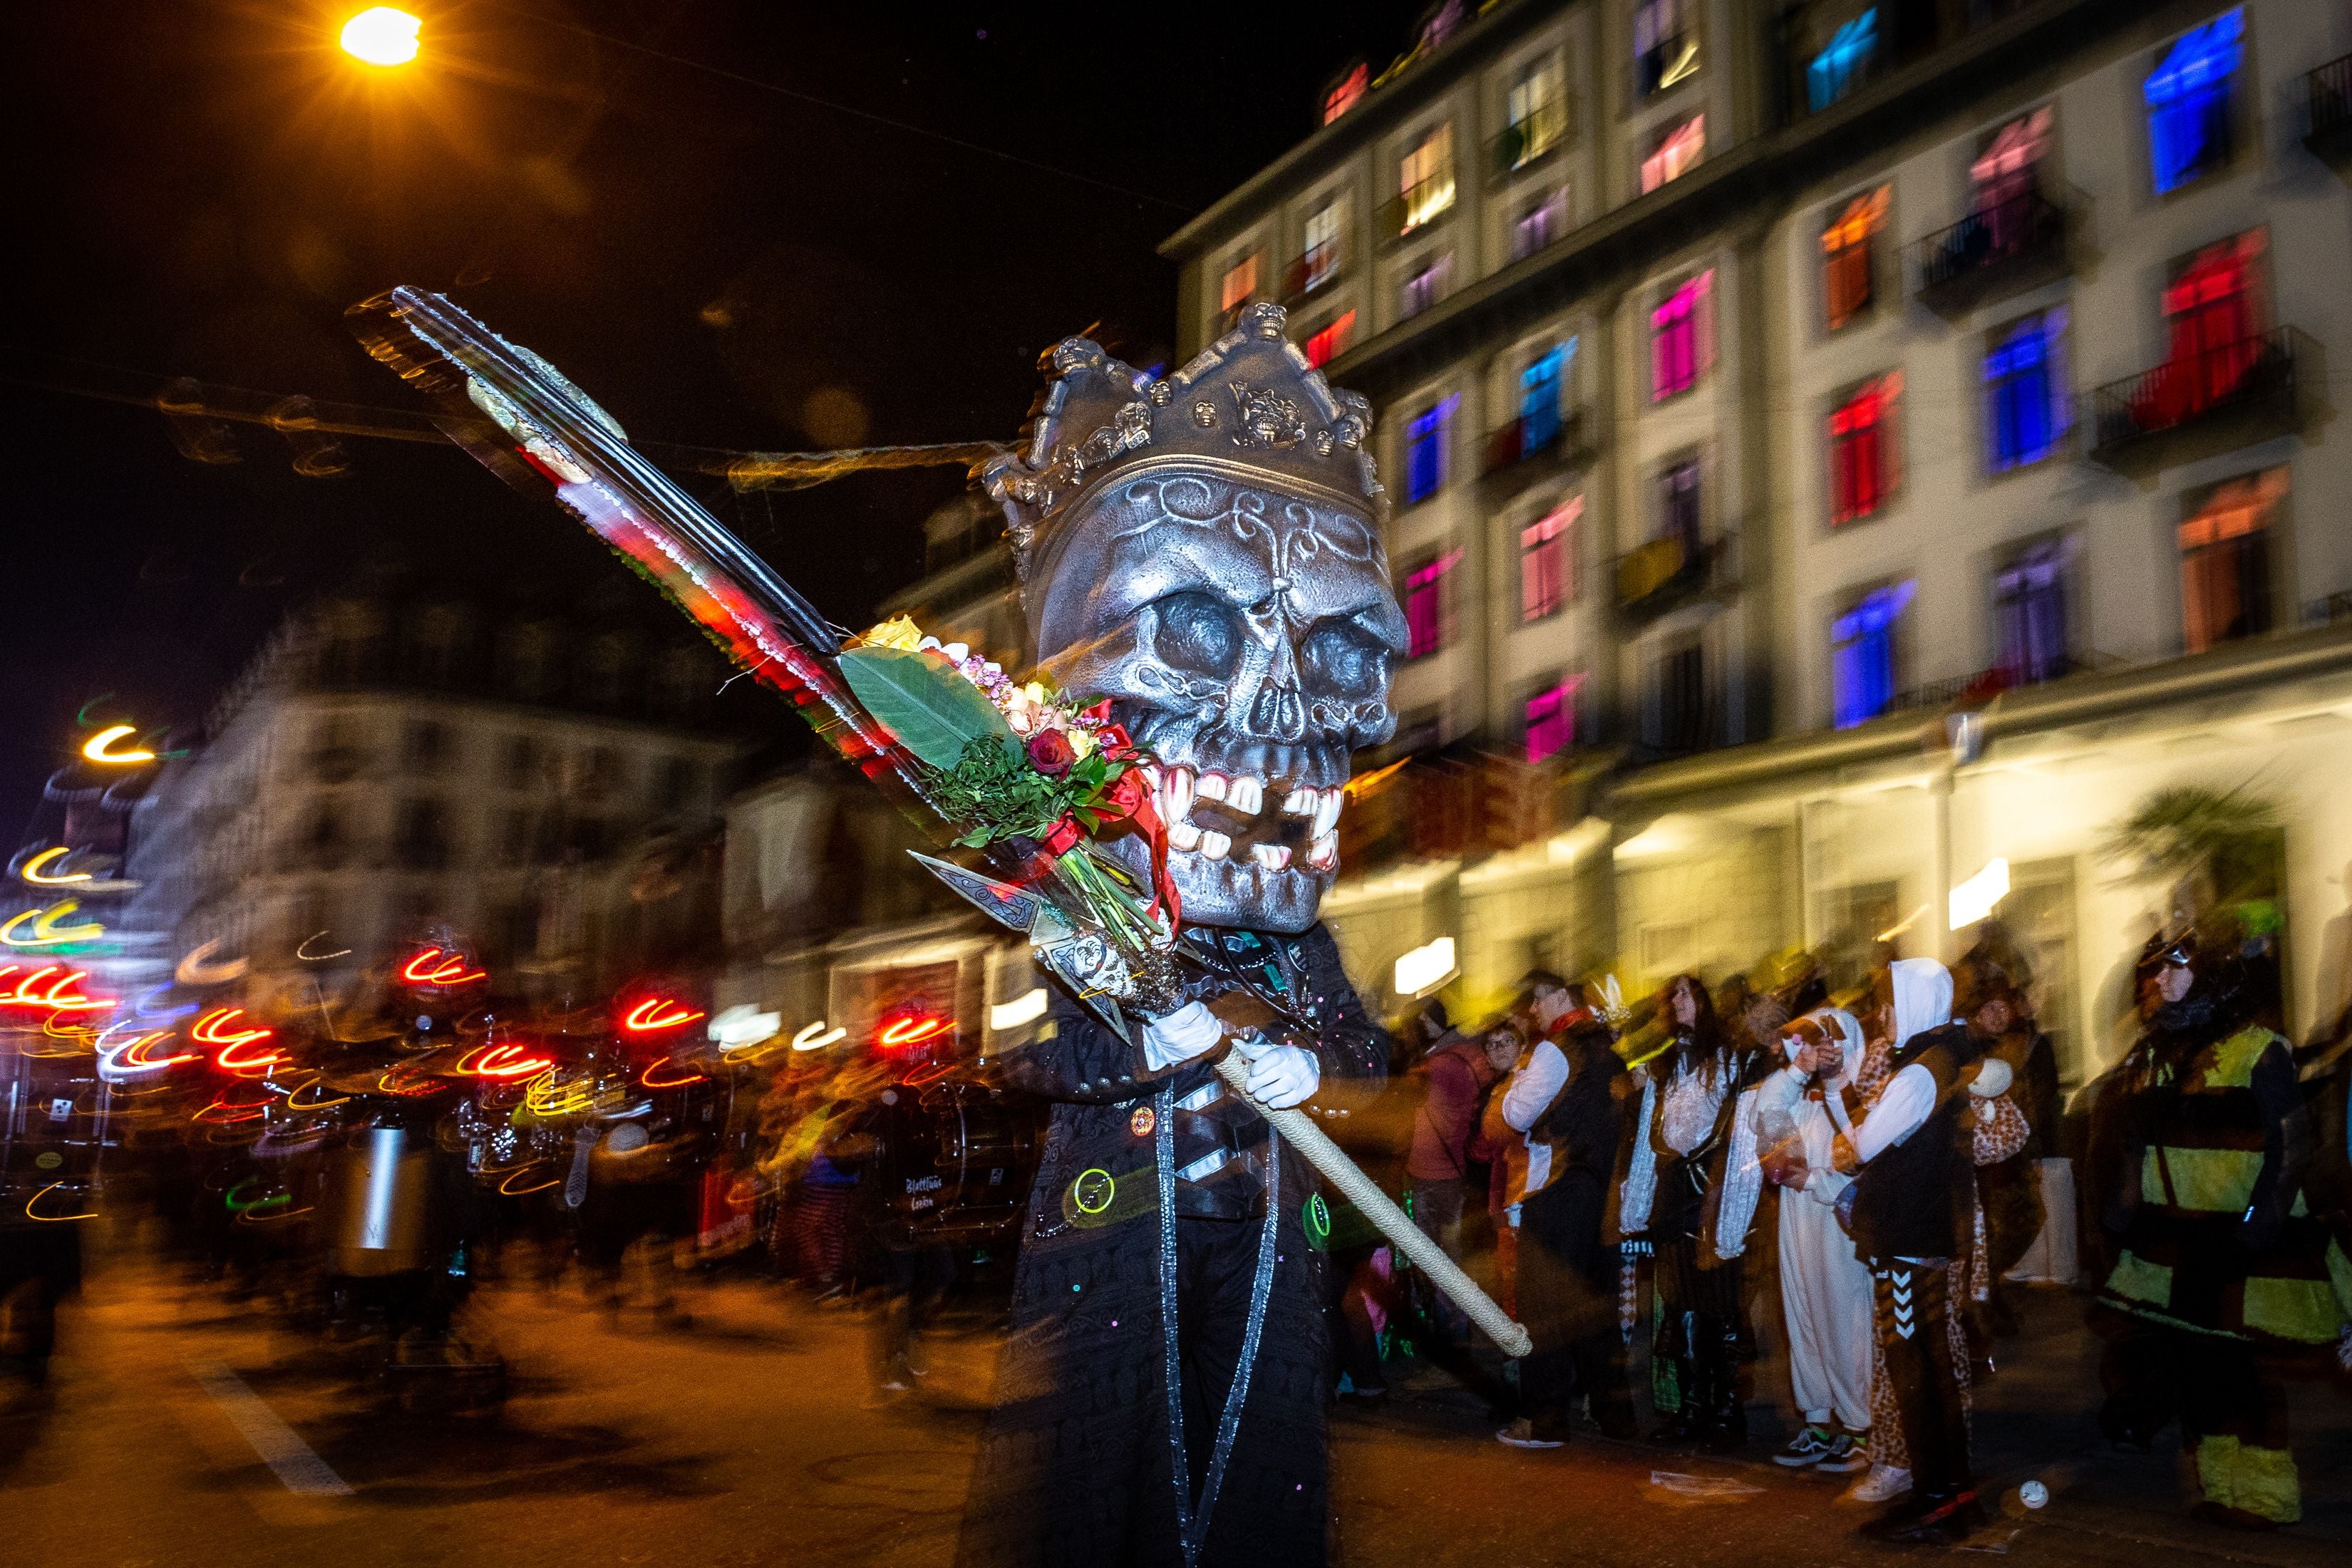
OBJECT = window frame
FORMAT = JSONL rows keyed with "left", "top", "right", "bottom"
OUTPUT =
{"left": 1522, "top": 671, "right": 1587, "bottom": 765}
{"left": 1639, "top": 113, "right": 1706, "bottom": 193}
{"left": 1820, "top": 185, "right": 1888, "bottom": 332}
{"left": 1519, "top": 493, "right": 1582, "bottom": 623}
{"left": 2177, "top": 465, "right": 2285, "bottom": 654}
{"left": 1649, "top": 269, "right": 1715, "bottom": 401}
{"left": 1981, "top": 307, "right": 2070, "bottom": 473}
{"left": 1633, "top": 0, "right": 1701, "bottom": 100}
{"left": 1990, "top": 529, "right": 2079, "bottom": 686}
{"left": 1403, "top": 547, "right": 1465, "bottom": 660}
{"left": 1403, "top": 395, "right": 1458, "bottom": 505}
{"left": 1303, "top": 309, "right": 1358, "bottom": 369}
{"left": 2144, "top": 8, "right": 2245, "bottom": 197}
{"left": 1399, "top": 121, "right": 1459, "bottom": 233}
{"left": 1826, "top": 371, "right": 1903, "bottom": 527}
{"left": 1828, "top": 577, "right": 1917, "bottom": 729}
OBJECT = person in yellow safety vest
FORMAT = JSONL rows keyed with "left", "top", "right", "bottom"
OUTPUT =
{"left": 2095, "top": 927, "right": 2352, "bottom": 1530}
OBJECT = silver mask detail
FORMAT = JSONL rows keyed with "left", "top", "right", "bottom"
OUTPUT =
{"left": 984, "top": 305, "right": 1405, "bottom": 933}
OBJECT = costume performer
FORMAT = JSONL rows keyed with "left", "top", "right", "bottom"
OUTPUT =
{"left": 1616, "top": 974, "right": 1767, "bottom": 1451}
{"left": 2095, "top": 929, "right": 2352, "bottom": 1530}
{"left": 956, "top": 304, "right": 1406, "bottom": 1568}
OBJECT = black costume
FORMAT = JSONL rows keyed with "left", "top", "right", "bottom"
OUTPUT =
{"left": 1516, "top": 1018, "right": 1633, "bottom": 1441}
{"left": 956, "top": 923, "right": 1387, "bottom": 1568}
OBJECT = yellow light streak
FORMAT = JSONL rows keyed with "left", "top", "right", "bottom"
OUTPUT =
{"left": 20, "top": 848, "right": 90, "bottom": 885}
{"left": 81, "top": 725, "right": 158, "bottom": 764}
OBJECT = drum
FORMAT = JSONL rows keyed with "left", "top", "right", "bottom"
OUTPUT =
{"left": 872, "top": 1078, "right": 1043, "bottom": 1242}
{"left": 329, "top": 1127, "right": 434, "bottom": 1276}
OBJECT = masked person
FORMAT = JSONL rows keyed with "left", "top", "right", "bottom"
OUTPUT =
{"left": 2095, "top": 929, "right": 2352, "bottom": 1530}
{"left": 956, "top": 308, "right": 1404, "bottom": 1568}
{"left": 1497, "top": 974, "right": 1635, "bottom": 1448}
{"left": 1753, "top": 1008, "right": 1874, "bottom": 1475}
{"left": 1617, "top": 974, "right": 1768, "bottom": 1451}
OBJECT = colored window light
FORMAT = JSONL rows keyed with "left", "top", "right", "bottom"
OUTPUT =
{"left": 1831, "top": 580, "right": 1917, "bottom": 728}
{"left": 1521, "top": 496, "right": 1579, "bottom": 621}
{"left": 1634, "top": 0, "right": 1698, "bottom": 97}
{"left": 1650, "top": 271, "right": 1713, "bottom": 400}
{"left": 1994, "top": 539, "right": 2072, "bottom": 686}
{"left": 1405, "top": 396, "right": 1456, "bottom": 503}
{"left": 1970, "top": 107, "right": 2051, "bottom": 210}
{"left": 2146, "top": 9, "right": 2242, "bottom": 195}
{"left": 1401, "top": 125, "right": 1457, "bottom": 232}
{"left": 1405, "top": 550, "right": 1463, "bottom": 659}
{"left": 1510, "top": 189, "right": 1567, "bottom": 260}
{"left": 1219, "top": 253, "right": 1259, "bottom": 320}
{"left": 2179, "top": 467, "right": 2284, "bottom": 652}
{"left": 1985, "top": 309, "right": 2068, "bottom": 470}
{"left": 1525, "top": 676, "right": 1584, "bottom": 765}
{"left": 1518, "top": 341, "right": 1572, "bottom": 454}
{"left": 1807, "top": 10, "right": 1878, "bottom": 112}
{"left": 1829, "top": 372, "right": 1902, "bottom": 525}
{"left": 1304, "top": 310, "right": 1356, "bottom": 369}
{"left": 1324, "top": 62, "right": 1368, "bottom": 125}
{"left": 1822, "top": 186, "right": 1887, "bottom": 330}
{"left": 1401, "top": 254, "right": 1453, "bottom": 320}
{"left": 1301, "top": 203, "right": 1341, "bottom": 292}
{"left": 1658, "top": 460, "right": 1702, "bottom": 559}
{"left": 1639, "top": 115, "right": 1703, "bottom": 194}
{"left": 1505, "top": 63, "right": 1566, "bottom": 169}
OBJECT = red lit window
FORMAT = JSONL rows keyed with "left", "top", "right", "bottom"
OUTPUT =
{"left": 1520, "top": 496, "right": 1579, "bottom": 621}
{"left": 1650, "top": 271, "right": 1713, "bottom": 400}
{"left": 1828, "top": 372, "right": 1902, "bottom": 525}
{"left": 2179, "top": 466, "right": 2283, "bottom": 652}
{"left": 1324, "top": 62, "right": 1369, "bottom": 125}
{"left": 1822, "top": 186, "right": 1888, "bottom": 331}
{"left": 1304, "top": 310, "right": 1356, "bottom": 368}
{"left": 1405, "top": 549, "right": 1463, "bottom": 659}
{"left": 1525, "top": 675, "right": 1584, "bottom": 764}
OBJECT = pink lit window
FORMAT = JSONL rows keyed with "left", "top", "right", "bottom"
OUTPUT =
{"left": 1640, "top": 114, "right": 1705, "bottom": 193}
{"left": 1304, "top": 310, "right": 1357, "bottom": 369}
{"left": 1525, "top": 676, "right": 1584, "bottom": 764}
{"left": 1650, "top": 270, "right": 1714, "bottom": 400}
{"left": 1520, "top": 496, "right": 1579, "bottom": 621}
{"left": 1405, "top": 549, "right": 1463, "bottom": 659}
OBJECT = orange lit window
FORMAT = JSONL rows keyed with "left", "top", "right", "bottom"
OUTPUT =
{"left": 1219, "top": 253, "right": 1260, "bottom": 321}
{"left": 1640, "top": 115, "right": 1704, "bottom": 193}
{"left": 2178, "top": 466, "right": 2283, "bottom": 652}
{"left": 1822, "top": 186, "right": 1888, "bottom": 330}
{"left": 1304, "top": 310, "right": 1356, "bottom": 368}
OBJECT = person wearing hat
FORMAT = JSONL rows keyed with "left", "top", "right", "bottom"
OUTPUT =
{"left": 2094, "top": 927, "right": 2352, "bottom": 1530}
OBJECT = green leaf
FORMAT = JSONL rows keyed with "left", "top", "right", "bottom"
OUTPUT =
{"left": 837, "top": 646, "right": 1017, "bottom": 770}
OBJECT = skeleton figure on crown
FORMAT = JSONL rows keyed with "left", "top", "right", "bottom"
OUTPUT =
{"left": 954, "top": 303, "right": 1404, "bottom": 1568}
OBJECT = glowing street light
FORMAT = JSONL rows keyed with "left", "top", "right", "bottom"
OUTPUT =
{"left": 340, "top": 7, "right": 421, "bottom": 67}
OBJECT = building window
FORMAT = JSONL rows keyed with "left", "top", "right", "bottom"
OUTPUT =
{"left": 1993, "top": 537, "right": 2073, "bottom": 686}
{"left": 1984, "top": 309, "right": 2070, "bottom": 471}
{"left": 1831, "top": 580, "right": 1916, "bottom": 728}
{"left": 1822, "top": 186, "right": 1887, "bottom": 330}
{"left": 1658, "top": 458, "right": 1703, "bottom": 558}
{"left": 1400, "top": 124, "right": 1457, "bottom": 233}
{"left": 1401, "top": 253, "right": 1454, "bottom": 319}
{"left": 502, "top": 735, "right": 543, "bottom": 788}
{"left": 1646, "top": 637, "right": 1710, "bottom": 753}
{"left": 1503, "top": 58, "right": 1567, "bottom": 170}
{"left": 2145, "top": 8, "right": 2242, "bottom": 195}
{"left": 1521, "top": 495, "right": 1580, "bottom": 621}
{"left": 1807, "top": 9, "right": 1879, "bottom": 112}
{"left": 1510, "top": 187, "right": 1569, "bottom": 261}
{"left": 2179, "top": 466, "right": 2283, "bottom": 652}
{"left": 1518, "top": 340, "right": 1572, "bottom": 453}
{"left": 2130, "top": 232, "right": 2268, "bottom": 432}
{"left": 1301, "top": 201, "right": 1341, "bottom": 294}
{"left": 393, "top": 799, "right": 453, "bottom": 872}
{"left": 1635, "top": 0, "right": 1699, "bottom": 98}
{"left": 1828, "top": 373, "right": 1902, "bottom": 525}
{"left": 1219, "top": 252, "right": 1260, "bottom": 326}
{"left": 1324, "top": 61, "right": 1369, "bottom": 125}
{"left": 1303, "top": 310, "right": 1357, "bottom": 369}
{"left": 1404, "top": 396, "right": 1457, "bottom": 503}
{"left": 1640, "top": 114, "right": 1705, "bottom": 193}
{"left": 1405, "top": 549, "right": 1463, "bottom": 659}
{"left": 1525, "top": 674, "right": 1584, "bottom": 764}
{"left": 401, "top": 719, "right": 450, "bottom": 775}
{"left": 1649, "top": 270, "right": 1713, "bottom": 400}
{"left": 1971, "top": 106, "right": 2052, "bottom": 213}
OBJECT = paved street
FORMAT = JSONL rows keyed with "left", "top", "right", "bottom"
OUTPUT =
{"left": 5, "top": 1230, "right": 2349, "bottom": 1568}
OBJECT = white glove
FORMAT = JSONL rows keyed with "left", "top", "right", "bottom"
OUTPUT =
{"left": 1141, "top": 999, "right": 1225, "bottom": 1071}
{"left": 1232, "top": 1035, "right": 1321, "bottom": 1110}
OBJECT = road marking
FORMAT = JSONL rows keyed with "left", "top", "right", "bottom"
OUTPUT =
{"left": 185, "top": 1360, "right": 354, "bottom": 1497}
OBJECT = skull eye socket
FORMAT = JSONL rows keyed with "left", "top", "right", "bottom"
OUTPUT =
{"left": 1150, "top": 592, "right": 1242, "bottom": 679}
{"left": 1301, "top": 617, "right": 1389, "bottom": 698}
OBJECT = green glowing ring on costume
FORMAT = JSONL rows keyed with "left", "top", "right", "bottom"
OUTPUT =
{"left": 1072, "top": 1167, "right": 1115, "bottom": 1216}
{"left": 224, "top": 1178, "right": 291, "bottom": 1214}
{"left": 1304, "top": 1192, "right": 1331, "bottom": 1244}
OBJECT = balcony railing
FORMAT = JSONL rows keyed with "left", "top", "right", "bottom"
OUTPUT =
{"left": 1908, "top": 187, "right": 2067, "bottom": 312}
{"left": 1381, "top": 174, "right": 1458, "bottom": 242}
{"left": 1614, "top": 530, "right": 1739, "bottom": 624}
{"left": 1887, "top": 657, "right": 2080, "bottom": 717}
{"left": 2306, "top": 52, "right": 2352, "bottom": 163}
{"left": 1487, "top": 106, "right": 1571, "bottom": 179}
{"left": 1280, "top": 249, "right": 1345, "bottom": 305}
{"left": 1480, "top": 408, "right": 1590, "bottom": 480}
{"left": 2084, "top": 327, "right": 2309, "bottom": 470}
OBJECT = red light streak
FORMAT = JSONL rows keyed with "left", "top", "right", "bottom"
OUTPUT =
{"left": 622, "top": 998, "right": 703, "bottom": 1033}
{"left": 194, "top": 1093, "right": 274, "bottom": 1125}
{"left": 877, "top": 1012, "right": 950, "bottom": 1049}
{"left": 121, "top": 1031, "right": 198, "bottom": 1069}
{"left": 455, "top": 1043, "right": 557, "bottom": 1080}
{"left": 638, "top": 1055, "right": 708, "bottom": 1089}
{"left": 0, "top": 964, "right": 115, "bottom": 1016}
{"left": 401, "top": 947, "right": 488, "bottom": 986}
{"left": 195, "top": 1008, "right": 282, "bottom": 1074}
{"left": 376, "top": 1064, "right": 443, "bottom": 1097}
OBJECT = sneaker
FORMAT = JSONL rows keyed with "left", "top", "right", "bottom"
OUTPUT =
{"left": 1815, "top": 1434, "right": 1870, "bottom": 1475}
{"left": 1844, "top": 1464, "right": 1912, "bottom": 1505}
{"left": 1774, "top": 1426, "right": 1833, "bottom": 1468}
{"left": 1496, "top": 1418, "right": 1566, "bottom": 1450}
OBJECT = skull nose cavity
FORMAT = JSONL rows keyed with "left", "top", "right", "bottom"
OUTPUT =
{"left": 1247, "top": 683, "right": 1306, "bottom": 740}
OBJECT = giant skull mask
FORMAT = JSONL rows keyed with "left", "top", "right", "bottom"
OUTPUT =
{"left": 985, "top": 306, "right": 1405, "bottom": 933}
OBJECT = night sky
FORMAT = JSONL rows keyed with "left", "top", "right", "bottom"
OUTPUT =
{"left": 1, "top": 0, "right": 1430, "bottom": 829}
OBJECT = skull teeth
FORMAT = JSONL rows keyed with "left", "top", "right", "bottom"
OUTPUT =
{"left": 1252, "top": 842, "right": 1292, "bottom": 872}
{"left": 1311, "top": 787, "right": 1345, "bottom": 837}
{"left": 1197, "top": 830, "right": 1232, "bottom": 861}
{"left": 1161, "top": 766, "right": 1196, "bottom": 825}
{"left": 1281, "top": 786, "right": 1313, "bottom": 815}
{"left": 1195, "top": 772, "right": 1229, "bottom": 805}
{"left": 1227, "top": 776, "right": 1263, "bottom": 815}
{"left": 1307, "top": 830, "right": 1339, "bottom": 868}
{"left": 1167, "top": 820, "right": 1202, "bottom": 851}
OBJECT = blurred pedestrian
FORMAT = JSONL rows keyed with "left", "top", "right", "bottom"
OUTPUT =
{"left": 1406, "top": 1021, "right": 1505, "bottom": 1346}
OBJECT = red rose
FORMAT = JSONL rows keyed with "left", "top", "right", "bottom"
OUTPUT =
{"left": 1026, "top": 728, "right": 1076, "bottom": 778}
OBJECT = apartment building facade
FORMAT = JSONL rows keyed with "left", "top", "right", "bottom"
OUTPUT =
{"left": 1163, "top": 0, "right": 2352, "bottom": 1087}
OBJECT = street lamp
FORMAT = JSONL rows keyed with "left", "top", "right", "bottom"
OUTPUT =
{"left": 340, "top": 7, "right": 421, "bottom": 67}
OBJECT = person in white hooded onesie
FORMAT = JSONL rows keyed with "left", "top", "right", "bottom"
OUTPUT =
{"left": 1753, "top": 1007, "right": 1875, "bottom": 1473}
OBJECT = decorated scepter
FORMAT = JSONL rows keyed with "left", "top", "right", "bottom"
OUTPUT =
{"left": 346, "top": 287, "right": 1530, "bottom": 1358}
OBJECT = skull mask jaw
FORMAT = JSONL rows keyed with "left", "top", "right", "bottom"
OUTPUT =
{"left": 1033, "top": 465, "right": 1404, "bottom": 934}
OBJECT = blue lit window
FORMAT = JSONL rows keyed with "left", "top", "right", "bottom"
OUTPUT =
{"left": 2145, "top": 9, "right": 2242, "bottom": 195}
{"left": 1405, "top": 396, "right": 1457, "bottom": 504}
{"left": 1984, "top": 309, "right": 2070, "bottom": 471}
{"left": 1831, "top": 579, "right": 1915, "bottom": 728}
{"left": 1807, "top": 10, "right": 1878, "bottom": 113}
{"left": 1518, "top": 339, "right": 1575, "bottom": 453}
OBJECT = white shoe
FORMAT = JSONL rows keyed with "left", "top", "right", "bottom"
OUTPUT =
{"left": 1844, "top": 1465, "right": 1912, "bottom": 1505}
